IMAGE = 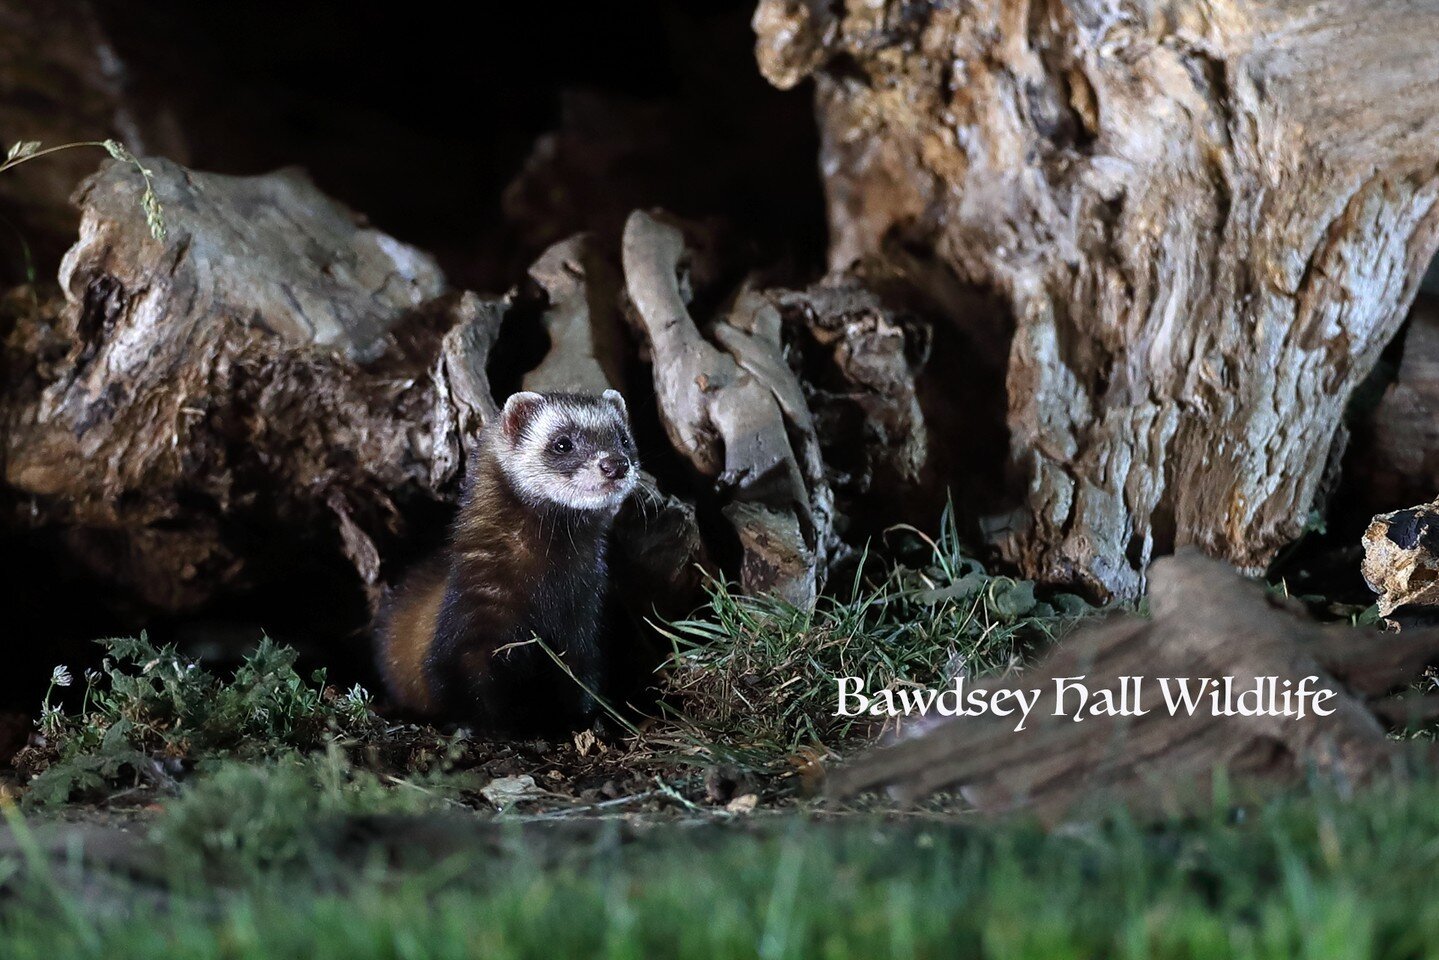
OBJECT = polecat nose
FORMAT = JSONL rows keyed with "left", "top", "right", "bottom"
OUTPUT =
{"left": 598, "top": 454, "right": 629, "bottom": 480}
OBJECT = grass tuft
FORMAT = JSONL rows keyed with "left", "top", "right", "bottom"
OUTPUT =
{"left": 1, "top": 138, "right": 166, "bottom": 240}
{"left": 654, "top": 503, "right": 1098, "bottom": 773}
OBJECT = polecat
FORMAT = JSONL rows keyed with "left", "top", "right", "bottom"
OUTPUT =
{"left": 377, "top": 390, "right": 638, "bottom": 735}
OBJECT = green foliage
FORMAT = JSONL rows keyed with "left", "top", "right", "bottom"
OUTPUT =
{"left": 153, "top": 751, "right": 442, "bottom": 880}
{"left": 1, "top": 137, "right": 166, "bottom": 240}
{"left": 8, "top": 776, "right": 1439, "bottom": 958}
{"left": 657, "top": 502, "right": 1098, "bottom": 768}
{"left": 26, "top": 634, "right": 381, "bottom": 806}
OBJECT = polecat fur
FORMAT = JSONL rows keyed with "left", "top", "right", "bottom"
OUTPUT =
{"left": 376, "top": 389, "right": 638, "bottom": 735}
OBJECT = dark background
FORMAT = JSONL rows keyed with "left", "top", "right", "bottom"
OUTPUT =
{"left": 89, "top": 0, "right": 827, "bottom": 290}
{"left": 2, "top": 0, "right": 828, "bottom": 714}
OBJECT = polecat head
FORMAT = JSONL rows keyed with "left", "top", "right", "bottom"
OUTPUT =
{"left": 493, "top": 390, "right": 639, "bottom": 512}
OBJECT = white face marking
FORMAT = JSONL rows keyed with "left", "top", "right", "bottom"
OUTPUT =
{"left": 497, "top": 397, "right": 638, "bottom": 512}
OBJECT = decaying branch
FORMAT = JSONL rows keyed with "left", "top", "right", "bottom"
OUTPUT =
{"left": 830, "top": 552, "right": 1439, "bottom": 820}
{"left": 621, "top": 210, "right": 833, "bottom": 605}
{"left": 428, "top": 292, "right": 506, "bottom": 488}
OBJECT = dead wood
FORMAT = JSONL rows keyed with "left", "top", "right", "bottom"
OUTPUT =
{"left": 520, "top": 234, "right": 626, "bottom": 396}
{"left": 828, "top": 551, "right": 1439, "bottom": 820}
{"left": 756, "top": 0, "right": 1439, "bottom": 600}
{"left": 3, "top": 158, "right": 451, "bottom": 610}
{"left": 1361, "top": 499, "right": 1439, "bottom": 621}
{"left": 621, "top": 210, "right": 832, "bottom": 605}
{"left": 0, "top": 165, "right": 713, "bottom": 629}
{"left": 427, "top": 292, "right": 506, "bottom": 490}
{"left": 769, "top": 280, "right": 932, "bottom": 525}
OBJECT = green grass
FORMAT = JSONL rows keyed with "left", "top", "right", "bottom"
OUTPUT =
{"left": 22, "top": 634, "right": 387, "bottom": 806}
{"left": 655, "top": 503, "right": 1097, "bottom": 771}
{"left": 21, "top": 504, "right": 1098, "bottom": 807}
{"left": 8, "top": 502, "right": 1430, "bottom": 957}
{"left": 5, "top": 770, "right": 1439, "bottom": 958}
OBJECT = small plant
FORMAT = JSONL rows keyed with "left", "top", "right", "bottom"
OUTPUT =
{"left": 656, "top": 502, "right": 1098, "bottom": 771}
{"left": 22, "top": 634, "right": 382, "bottom": 806}
{"left": 2, "top": 138, "right": 166, "bottom": 240}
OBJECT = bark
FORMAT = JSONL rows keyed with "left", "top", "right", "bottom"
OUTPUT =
{"left": 769, "top": 280, "right": 933, "bottom": 529}
{"left": 621, "top": 211, "right": 834, "bottom": 605}
{"left": 0, "top": 153, "right": 727, "bottom": 632}
{"left": 829, "top": 551, "right": 1439, "bottom": 820}
{"left": 755, "top": 0, "right": 1439, "bottom": 599}
{"left": 3, "top": 159, "right": 455, "bottom": 609}
{"left": 520, "top": 234, "right": 626, "bottom": 396}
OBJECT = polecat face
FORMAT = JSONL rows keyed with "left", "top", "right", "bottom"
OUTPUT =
{"left": 496, "top": 390, "right": 639, "bottom": 512}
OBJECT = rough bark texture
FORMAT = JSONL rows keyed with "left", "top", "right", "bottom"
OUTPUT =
{"left": 621, "top": 211, "right": 835, "bottom": 605}
{"left": 755, "top": 0, "right": 1439, "bottom": 599}
{"left": 3, "top": 159, "right": 454, "bottom": 610}
{"left": 830, "top": 551, "right": 1439, "bottom": 820}
{"left": 770, "top": 280, "right": 932, "bottom": 529}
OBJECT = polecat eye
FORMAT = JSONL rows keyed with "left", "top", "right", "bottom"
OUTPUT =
{"left": 619, "top": 434, "right": 632, "bottom": 449}
{"left": 551, "top": 436, "right": 574, "bottom": 454}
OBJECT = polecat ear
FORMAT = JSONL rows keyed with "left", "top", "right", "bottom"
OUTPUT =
{"left": 500, "top": 391, "right": 544, "bottom": 444}
{"left": 601, "top": 388, "right": 627, "bottom": 419}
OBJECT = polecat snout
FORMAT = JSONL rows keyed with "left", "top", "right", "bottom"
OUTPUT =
{"left": 376, "top": 389, "right": 638, "bottom": 735}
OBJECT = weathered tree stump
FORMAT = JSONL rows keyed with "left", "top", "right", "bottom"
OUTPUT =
{"left": 755, "top": 0, "right": 1439, "bottom": 600}
{"left": 3, "top": 159, "right": 451, "bottom": 610}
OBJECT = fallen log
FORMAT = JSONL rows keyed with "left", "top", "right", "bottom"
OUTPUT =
{"left": 2, "top": 158, "right": 450, "bottom": 610}
{"left": 829, "top": 552, "right": 1439, "bottom": 820}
